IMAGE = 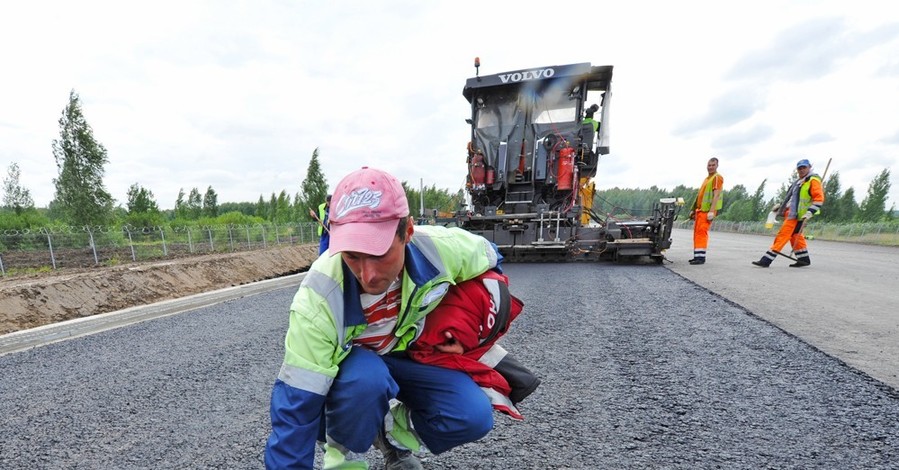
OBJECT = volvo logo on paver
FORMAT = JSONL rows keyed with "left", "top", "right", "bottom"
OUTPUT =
{"left": 498, "top": 68, "right": 556, "bottom": 83}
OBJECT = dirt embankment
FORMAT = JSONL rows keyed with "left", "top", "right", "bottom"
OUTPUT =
{"left": 0, "top": 245, "right": 320, "bottom": 336}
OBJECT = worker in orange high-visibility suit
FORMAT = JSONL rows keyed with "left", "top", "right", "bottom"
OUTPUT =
{"left": 753, "top": 159, "right": 825, "bottom": 268}
{"left": 688, "top": 157, "right": 724, "bottom": 265}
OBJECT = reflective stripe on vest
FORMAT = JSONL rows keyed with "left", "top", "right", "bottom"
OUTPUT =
{"left": 479, "top": 344, "right": 508, "bottom": 368}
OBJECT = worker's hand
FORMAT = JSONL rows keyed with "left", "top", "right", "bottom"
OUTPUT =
{"left": 802, "top": 211, "right": 813, "bottom": 221}
{"left": 706, "top": 212, "right": 715, "bottom": 221}
{"left": 689, "top": 210, "right": 695, "bottom": 220}
{"left": 434, "top": 331, "right": 464, "bottom": 355}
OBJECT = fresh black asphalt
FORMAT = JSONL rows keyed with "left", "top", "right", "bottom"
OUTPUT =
{"left": 1, "top": 263, "right": 897, "bottom": 469}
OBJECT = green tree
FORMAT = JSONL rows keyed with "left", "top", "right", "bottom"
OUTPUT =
{"left": 203, "top": 186, "right": 219, "bottom": 218}
{"left": 293, "top": 192, "right": 303, "bottom": 221}
{"left": 125, "top": 183, "right": 163, "bottom": 227}
{"left": 126, "top": 183, "right": 160, "bottom": 214}
{"left": 595, "top": 186, "right": 671, "bottom": 218}
{"left": 821, "top": 172, "right": 843, "bottom": 222}
{"left": 0, "top": 208, "right": 49, "bottom": 231}
{"left": 668, "top": 184, "right": 696, "bottom": 205}
{"left": 214, "top": 210, "right": 264, "bottom": 226}
{"left": 174, "top": 188, "right": 188, "bottom": 219}
{"left": 2, "top": 162, "right": 34, "bottom": 215}
{"left": 718, "top": 184, "right": 748, "bottom": 220}
{"left": 187, "top": 187, "right": 202, "bottom": 219}
{"left": 718, "top": 184, "right": 750, "bottom": 221}
{"left": 298, "top": 148, "right": 329, "bottom": 222}
{"left": 405, "top": 183, "right": 461, "bottom": 219}
{"left": 857, "top": 168, "right": 892, "bottom": 222}
{"left": 749, "top": 179, "right": 768, "bottom": 221}
{"left": 273, "top": 189, "right": 292, "bottom": 222}
{"left": 838, "top": 187, "right": 859, "bottom": 222}
{"left": 51, "top": 90, "right": 114, "bottom": 225}
{"left": 255, "top": 194, "right": 268, "bottom": 220}
{"left": 218, "top": 201, "right": 257, "bottom": 216}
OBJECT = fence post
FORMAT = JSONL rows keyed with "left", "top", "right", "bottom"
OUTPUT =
{"left": 261, "top": 225, "right": 267, "bottom": 249}
{"left": 245, "top": 226, "right": 252, "bottom": 249}
{"left": 274, "top": 223, "right": 281, "bottom": 245}
{"left": 207, "top": 227, "right": 214, "bottom": 252}
{"left": 0, "top": 254, "right": 5, "bottom": 277}
{"left": 43, "top": 228, "right": 57, "bottom": 270}
{"left": 127, "top": 227, "right": 136, "bottom": 261}
{"left": 188, "top": 228, "right": 194, "bottom": 253}
{"left": 159, "top": 226, "right": 168, "bottom": 256}
{"left": 87, "top": 227, "right": 99, "bottom": 265}
{"left": 228, "top": 225, "right": 235, "bottom": 251}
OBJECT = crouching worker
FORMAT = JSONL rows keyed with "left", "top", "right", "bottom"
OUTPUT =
{"left": 409, "top": 270, "right": 540, "bottom": 421}
{"left": 265, "top": 167, "right": 503, "bottom": 470}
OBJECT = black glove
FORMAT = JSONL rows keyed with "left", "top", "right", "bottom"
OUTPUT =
{"left": 495, "top": 354, "right": 541, "bottom": 404}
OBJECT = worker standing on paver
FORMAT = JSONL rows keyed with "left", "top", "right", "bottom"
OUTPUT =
{"left": 688, "top": 157, "right": 724, "bottom": 265}
{"left": 752, "top": 159, "right": 825, "bottom": 268}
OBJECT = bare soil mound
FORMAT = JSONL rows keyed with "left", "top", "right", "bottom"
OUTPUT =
{"left": 0, "top": 245, "right": 320, "bottom": 336}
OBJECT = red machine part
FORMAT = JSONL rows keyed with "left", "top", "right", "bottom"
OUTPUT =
{"left": 469, "top": 152, "right": 486, "bottom": 187}
{"left": 557, "top": 147, "right": 575, "bottom": 190}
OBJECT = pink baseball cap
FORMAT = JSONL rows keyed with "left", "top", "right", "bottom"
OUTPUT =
{"left": 328, "top": 167, "right": 410, "bottom": 256}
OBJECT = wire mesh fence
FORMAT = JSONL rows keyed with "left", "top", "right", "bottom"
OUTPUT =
{"left": 674, "top": 220, "right": 899, "bottom": 246}
{"left": 0, "top": 222, "right": 321, "bottom": 277}
{"left": 4, "top": 219, "right": 894, "bottom": 277}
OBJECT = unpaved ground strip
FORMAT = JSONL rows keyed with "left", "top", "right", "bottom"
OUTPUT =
{"left": 0, "top": 274, "right": 304, "bottom": 356}
{"left": 0, "top": 244, "right": 319, "bottom": 335}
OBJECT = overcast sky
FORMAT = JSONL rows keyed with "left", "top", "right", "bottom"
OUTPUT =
{"left": 2, "top": 1, "right": 897, "bottom": 211}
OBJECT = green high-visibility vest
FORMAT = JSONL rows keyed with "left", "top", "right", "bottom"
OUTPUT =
{"left": 697, "top": 173, "right": 724, "bottom": 212}
{"left": 317, "top": 202, "right": 327, "bottom": 235}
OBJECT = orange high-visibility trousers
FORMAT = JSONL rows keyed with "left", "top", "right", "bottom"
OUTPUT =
{"left": 693, "top": 210, "right": 713, "bottom": 250}
{"left": 770, "top": 218, "right": 808, "bottom": 253}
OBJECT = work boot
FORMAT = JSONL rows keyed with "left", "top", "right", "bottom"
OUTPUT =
{"left": 789, "top": 258, "right": 811, "bottom": 268}
{"left": 689, "top": 250, "right": 706, "bottom": 265}
{"left": 373, "top": 429, "right": 423, "bottom": 470}
{"left": 752, "top": 251, "right": 775, "bottom": 267}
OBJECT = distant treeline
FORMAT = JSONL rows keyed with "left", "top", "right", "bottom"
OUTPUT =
{"left": 596, "top": 168, "right": 894, "bottom": 223}
{"left": 1, "top": 90, "right": 461, "bottom": 232}
{"left": 2, "top": 90, "right": 893, "bottom": 230}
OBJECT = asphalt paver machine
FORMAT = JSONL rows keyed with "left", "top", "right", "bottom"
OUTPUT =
{"left": 457, "top": 60, "right": 679, "bottom": 262}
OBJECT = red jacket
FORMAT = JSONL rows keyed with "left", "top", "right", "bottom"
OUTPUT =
{"left": 409, "top": 270, "right": 534, "bottom": 419}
